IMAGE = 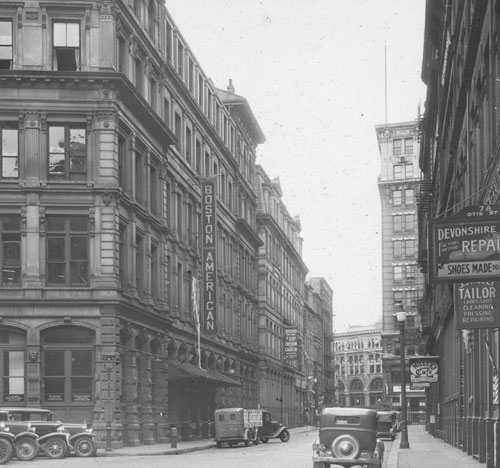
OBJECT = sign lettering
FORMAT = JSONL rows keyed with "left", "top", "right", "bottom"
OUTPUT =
{"left": 202, "top": 179, "right": 217, "bottom": 335}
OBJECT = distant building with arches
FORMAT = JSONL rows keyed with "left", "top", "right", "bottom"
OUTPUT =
{"left": 333, "top": 323, "right": 384, "bottom": 408}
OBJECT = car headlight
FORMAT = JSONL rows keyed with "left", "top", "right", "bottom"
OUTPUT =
{"left": 57, "top": 426, "right": 66, "bottom": 433}
{"left": 0, "top": 422, "right": 9, "bottom": 433}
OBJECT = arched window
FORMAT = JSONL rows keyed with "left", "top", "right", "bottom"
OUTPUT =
{"left": 350, "top": 379, "right": 364, "bottom": 406}
{"left": 42, "top": 326, "right": 94, "bottom": 405}
{"left": 369, "top": 377, "right": 384, "bottom": 406}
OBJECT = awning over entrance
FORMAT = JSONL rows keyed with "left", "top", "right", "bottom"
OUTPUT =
{"left": 168, "top": 361, "right": 241, "bottom": 387}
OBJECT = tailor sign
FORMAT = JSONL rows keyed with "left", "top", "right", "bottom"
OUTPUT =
{"left": 409, "top": 356, "right": 439, "bottom": 384}
{"left": 454, "top": 281, "right": 500, "bottom": 329}
{"left": 429, "top": 205, "right": 500, "bottom": 282}
{"left": 201, "top": 178, "right": 217, "bottom": 335}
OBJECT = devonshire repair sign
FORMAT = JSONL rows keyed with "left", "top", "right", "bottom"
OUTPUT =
{"left": 430, "top": 206, "right": 500, "bottom": 282}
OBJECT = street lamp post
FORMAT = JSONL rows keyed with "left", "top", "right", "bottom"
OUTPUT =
{"left": 396, "top": 311, "right": 410, "bottom": 449}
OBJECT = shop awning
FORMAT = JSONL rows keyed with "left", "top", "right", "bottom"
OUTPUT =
{"left": 168, "top": 361, "right": 241, "bottom": 387}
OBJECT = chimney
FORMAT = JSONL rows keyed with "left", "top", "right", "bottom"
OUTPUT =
{"left": 227, "top": 79, "right": 235, "bottom": 94}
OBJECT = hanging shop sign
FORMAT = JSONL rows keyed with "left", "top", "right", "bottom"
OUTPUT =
{"left": 454, "top": 281, "right": 500, "bottom": 329}
{"left": 284, "top": 328, "right": 299, "bottom": 366}
{"left": 409, "top": 356, "right": 439, "bottom": 384}
{"left": 201, "top": 178, "right": 218, "bottom": 335}
{"left": 429, "top": 205, "right": 500, "bottom": 283}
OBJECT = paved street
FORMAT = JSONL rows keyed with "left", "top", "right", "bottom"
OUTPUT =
{"left": 0, "top": 430, "right": 395, "bottom": 468}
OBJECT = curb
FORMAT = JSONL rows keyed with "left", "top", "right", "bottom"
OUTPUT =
{"left": 97, "top": 443, "right": 216, "bottom": 457}
{"left": 96, "top": 426, "right": 317, "bottom": 457}
{"left": 386, "top": 435, "right": 400, "bottom": 468}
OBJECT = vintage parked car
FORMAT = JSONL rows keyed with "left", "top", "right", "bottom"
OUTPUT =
{"left": 312, "top": 407, "right": 384, "bottom": 468}
{"left": 0, "top": 418, "right": 38, "bottom": 464}
{"left": 376, "top": 411, "right": 397, "bottom": 440}
{"left": 0, "top": 407, "right": 96, "bottom": 458}
{"left": 214, "top": 408, "right": 260, "bottom": 448}
{"left": 257, "top": 410, "right": 290, "bottom": 443}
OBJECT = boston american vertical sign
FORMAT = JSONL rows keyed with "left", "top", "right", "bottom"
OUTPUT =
{"left": 201, "top": 179, "right": 217, "bottom": 334}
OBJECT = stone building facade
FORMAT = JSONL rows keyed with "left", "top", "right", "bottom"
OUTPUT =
{"left": 0, "top": 0, "right": 334, "bottom": 448}
{"left": 333, "top": 325, "right": 384, "bottom": 409}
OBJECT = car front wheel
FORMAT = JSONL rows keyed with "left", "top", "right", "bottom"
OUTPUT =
{"left": 44, "top": 438, "right": 68, "bottom": 459}
{"left": 279, "top": 430, "right": 290, "bottom": 442}
{"left": 15, "top": 437, "right": 39, "bottom": 461}
{"left": 73, "top": 436, "right": 97, "bottom": 457}
{"left": 0, "top": 439, "right": 13, "bottom": 465}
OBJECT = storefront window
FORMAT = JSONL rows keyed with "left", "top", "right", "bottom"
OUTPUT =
{"left": 42, "top": 326, "right": 94, "bottom": 404}
{"left": 0, "top": 327, "right": 25, "bottom": 403}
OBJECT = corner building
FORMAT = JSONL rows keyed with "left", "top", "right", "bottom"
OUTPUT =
{"left": 0, "top": 0, "right": 264, "bottom": 447}
{"left": 419, "top": 1, "right": 500, "bottom": 464}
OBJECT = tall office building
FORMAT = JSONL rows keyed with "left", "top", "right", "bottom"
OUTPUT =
{"left": 376, "top": 122, "right": 426, "bottom": 422}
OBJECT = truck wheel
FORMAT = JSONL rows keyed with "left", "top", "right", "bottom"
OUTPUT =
{"left": 216, "top": 441, "right": 222, "bottom": 448}
{"left": 279, "top": 430, "right": 290, "bottom": 442}
{"left": 44, "top": 438, "right": 68, "bottom": 459}
{"left": 0, "top": 439, "right": 13, "bottom": 465}
{"left": 260, "top": 437, "right": 269, "bottom": 443}
{"left": 73, "top": 436, "right": 97, "bottom": 457}
{"left": 15, "top": 437, "right": 39, "bottom": 461}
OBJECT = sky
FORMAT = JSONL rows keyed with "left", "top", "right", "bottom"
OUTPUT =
{"left": 165, "top": 0, "right": 427, "bottom": 331}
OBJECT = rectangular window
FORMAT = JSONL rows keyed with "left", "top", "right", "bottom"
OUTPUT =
{"left": 47, "top": 215, "right": 89, "bottom": 286}
{"left": 393, "top": 215, "right": 402, "bottom": 231}
{"left": 48, "top": 125, "right": 86, "bottom": 179}
{"left": 136, "top": 233, "right": 144, "bottom": 296}
{"left": 406, "top": 264, "right": 416, "bottom": 280}
{"left": 185, "top": 126, "right": 192, "bottom": 164}
{"left": 71, "top": 349, "right": 92, "bottom": 401}
{"left": 195, "top": 139, "right": 202, "bottom": 174}
{"left": 3, "top": 351, "right": 24, "bottom": 399}
{"left": 44, "top": 348, "right": 92, "bottom": 403}
{"left": 119, "top": 224, "right": 127, "bottom": 289}
{"left": 1, "top": 215, "right": 20, "bottom": 285}
{"left": 405, "top": 164, "right": 413, "bottom": 178}
{"left": 393, "top": 139, "right": 401, "bottom": 155}
{"left": 118, "top": 134, "right": 128, "bottom": 193}
{"left": 53, "top": 22, "right": 80, "bottom": 71}
{"left": 393, "top": 240, "right": 402, "bottom": 257}
{"left": 164, "top": 97, "right": 171, "bottom": 127}
{"left": 150, "top": 77, "right": 157, "bottom": 111}
{"left": 393, "top": 165, "right": 403, "bottom": 180}
{"left": 404, "top": 214, "right": 414, "bottom": 230}
{"left": 135, "top": 150, "right": 144, "bottom": 205}
{"left": 0, "top": 20, "right": 13, "bottom": 69}
{"left": 404, "top": 138, "right": 413, "bottom": 154}
{"left": 392, "top": 190, "right": 402, "bottom": 205}
{"left": 150, "top": 164, "right": 158, "bottom": 216}
{"left": 174, "top": 112, "right": 182, "bottom": 151}
{"left": 393, "top": 265, "right": 403, "bottom": 281}
{"left": 118, "top": 36, "right": 127, "bottom": 74}
{"left": 405, "top": 239, "right": 415, "bottom": 256}
{"left": 177, "top": 41, "right": 184, "bottom": 76}
{"left": 1, "top": 125, "right": 18, "bottom": 178}
{"left": 135, "top": 58, "right": 143, "bottom": 94}
{"left": 393, "top": 291, "right": 404, "bottom": 308}
{"left": 43, "top": 350, "right": 65, "bottom": 401}
{"left": 405, "top": 188, "right": 414, "bottom": 204}
{"left": 151, "top": 242, "right": 159, "bottom": 302}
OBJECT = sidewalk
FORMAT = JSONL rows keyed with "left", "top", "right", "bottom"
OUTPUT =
{"left": 388, "top": 424, "right": 486, "bottom": 468}
{"left": 97, "top": 425, "right": 316, "bottom": 457}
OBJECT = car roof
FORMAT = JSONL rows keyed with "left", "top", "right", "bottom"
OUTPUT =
{"left": 0, "top": 407, "right": 53, "bottom": 413}
{"left": 322, "top": 407, "right": 377, "bottom": 417}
